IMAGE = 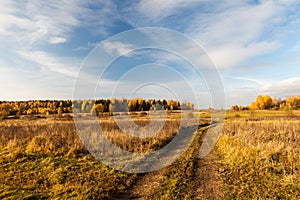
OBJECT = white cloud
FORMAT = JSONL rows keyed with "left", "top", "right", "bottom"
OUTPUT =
{"left": 25, "top": 1, "right": 80, "bottom": 43}
{"left": 0, "top": 1, "right": 77, "bottom": 44}
{"left": 225, "top": 90, "right": 258, "bottom": 107}
{"left": 207, "top": 41, "right": 281, "bottom": 68}
{"left": 191, "top": 1, "right": 283, "bottom": 45}
{"left": 187, "top": 1, "right": 289, "bottom": 68}
{"left": 0, "top": 57, "right": 77, "bottom": 101}
{"left": 134, "top": 0, "right": 200, "bottom": 22}
{"left": 224, "top": 76, "right": 300, "bottom": 106}
{"left": 102, "top": 41, "right": 134, "bottom": 56}
{"left": 227, "top": 75, "right": 268, "bottom": 86}
{"left": 119, "top": 0, "right": 299, "bottom": 68}
{"left": 0, "top": 0, "right": 117, "bottom": 44}
{"left": 0, "top": 1, "right": 36, "bottom": 38}
{"left": 49, "top": 37, "right": 67, "bottom": 44}
{"left": 17, "top": 50, "right": 79, "bottom": 78}
{"left": 262, "top": 77, "right": 300, "bottom": 97}
{"left": 222, "top": 74, "right": 300, "bottom": 107}
{"left": 0, "top": 1, "right": 119, "bottom": 100}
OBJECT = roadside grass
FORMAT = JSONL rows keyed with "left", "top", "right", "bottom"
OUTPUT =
{"left": 215, "top": 118, "right": 300, "bottom": 199}
{"left": 198, "top": 110, "right": 300, "bottom": 119}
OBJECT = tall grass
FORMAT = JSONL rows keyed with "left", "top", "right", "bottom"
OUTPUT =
{"left": 215, "top": 118, "right": 300, "bottom": 199}
{"left": 0, "top": 114, "right": 193, "bottom": 199}
{"left": 0, "top": 118, "right": 135, "bottom": 199}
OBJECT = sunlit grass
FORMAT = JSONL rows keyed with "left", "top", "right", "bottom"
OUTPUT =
{"left": 215, "top": 118, "right": 300, "bottom": 199}
{"left": 0, "top": 114, "right": 190, "bottom": 199}
{"left": 1, "top": 110, "right": 300, "bottom": 199}
{"left": 0, "top": 118, "right": 138, "bottom": 199}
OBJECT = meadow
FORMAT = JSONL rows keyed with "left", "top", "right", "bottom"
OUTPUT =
{"left": 216, "top": 117, "right": 300, "bottom": 199}
{"left": 0, "top": 110, "right": 300, "bottom": 199}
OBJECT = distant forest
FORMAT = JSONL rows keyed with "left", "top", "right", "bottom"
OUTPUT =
{"left": 0, "top": 98, "right": 194, "bottom": 117}
{"left": 231, "top": 95, "right": 300, "bottom": 111}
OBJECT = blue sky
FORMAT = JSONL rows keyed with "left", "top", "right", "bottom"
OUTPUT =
{"left": 1, "top": 0, "right": 300, "bottom": 108}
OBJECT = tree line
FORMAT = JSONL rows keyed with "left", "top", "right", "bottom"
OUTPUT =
{"left": 0, "top": 98, "right": 194, "bottom": 117}
{"left": 231, "top": 95, "right": 300, "bottom": 111}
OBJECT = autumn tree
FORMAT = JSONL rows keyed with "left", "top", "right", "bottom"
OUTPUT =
{"left": 230, "top": 105, "right": 239, "bottom": 111}
{"left": 263, "top": 95, "right": 272, "bottom": 109}
{"left": 235, "top": 94, "right": 300, "bottom": 111}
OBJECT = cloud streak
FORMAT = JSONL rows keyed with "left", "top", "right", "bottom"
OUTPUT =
{"left": 17, "top": 50, "right": 79, "bottom": 78}
{"left": 0, "top": 0, "right": 118, "bottom": 44}
{"left": 119, "top": 0, "right": 300, "bottom": 68}
{"left": 262, "top": 77, "right": 300, "bottom": 97}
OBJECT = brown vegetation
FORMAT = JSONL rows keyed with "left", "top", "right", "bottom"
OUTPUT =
{"left": 215, "top": 118, "right": 300, "bottom": 199}
{"left": 0, "top": 112, "right": 201, "bottom": 199}
{"left": 1, "top": 108, "right": 300, "bottom": 199}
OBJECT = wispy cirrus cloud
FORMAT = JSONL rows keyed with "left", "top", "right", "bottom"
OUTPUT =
{"left": 227, "top": 75, "right": 268, "bottom": 86}
{"left": 114, "top": 0, "right": 300, "bottom": 107}
{"left": 187, "top": 1, "right": 290, "bottom": 68}
{"left": 0, "top": 0, "right": 118, "bottom": 45}
{"left": 118, "top": 0, "right": 300, "bottom": 68}
{"left": 17, "top": 50, "right": 79, "bottom": 78}
{"left": 133, "top": 0, "right": 201, "bottom": 22}
{"left": 0, "top": 0, "right": 120, "bottom": 100}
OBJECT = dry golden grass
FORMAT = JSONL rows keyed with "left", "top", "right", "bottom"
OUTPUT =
{"left": 0, "top": 113, "right": 198, "bottom": 199}
{"left": 98, "top": 117, "right": 181, "bottom": 153}
{"left": 215, "top": 117, "right": 300, "bottom": 199}
{"left": 0, "top": 118, "right": 137, "bottom": 199}
{"left": 1, "top": 111, "right": 300, "bottom": 199}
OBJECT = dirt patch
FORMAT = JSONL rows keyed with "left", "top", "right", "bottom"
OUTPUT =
{"left": 194, "top": 152, "right": 224, "bottom": 200}
{"left": 113, "top": 166, "right": 170, "bottom": 199}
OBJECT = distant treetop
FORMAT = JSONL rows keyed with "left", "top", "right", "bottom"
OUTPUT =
{"left": 0, "top": 98, "right": 195, "bottom": 117}
{"left": 230, "top": 95, "right": 300, "bottom": 111}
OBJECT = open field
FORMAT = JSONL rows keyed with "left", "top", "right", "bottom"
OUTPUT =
{"left": 216, "top": 117, "right": 300, "bottom": 199}
{"left": 200, "top": 109, "right": 300, "bottom": 119}
{"left": 0, "top": 111, "right": 300, "bottom": 199}
{"left": 0, "top": 118, "right": 137, "bottom": 199}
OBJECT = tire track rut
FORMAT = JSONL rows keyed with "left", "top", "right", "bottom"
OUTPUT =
{"left": 113, "top": 123, "right": 224, "bottom": 199}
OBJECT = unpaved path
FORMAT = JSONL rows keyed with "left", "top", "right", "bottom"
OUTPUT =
{"left": 114, "top": 124, "right": 224, "bottom": 199}
{"left": 193, "top": 125, "right": 224, "bottom": 199}
{"left": 113, "top": 166, "right": 170, "bottom": 199}
{"left": 194, "top": 153, "right": 224, "bottom": 199}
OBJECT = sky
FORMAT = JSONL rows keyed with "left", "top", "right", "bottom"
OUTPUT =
{"left": 1, "top": 0, "right": 300, "bottom": 108}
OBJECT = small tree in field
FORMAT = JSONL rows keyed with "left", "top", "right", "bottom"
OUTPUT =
{"left": 57, "top": 108, "right": 63, "bottom": 117}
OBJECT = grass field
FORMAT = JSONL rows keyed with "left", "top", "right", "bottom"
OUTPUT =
{"left": 0, "top": 111, "right": 300, "bottom": 199}
{"left": 216, "top": 117, "right": 300, "bottom": 199}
